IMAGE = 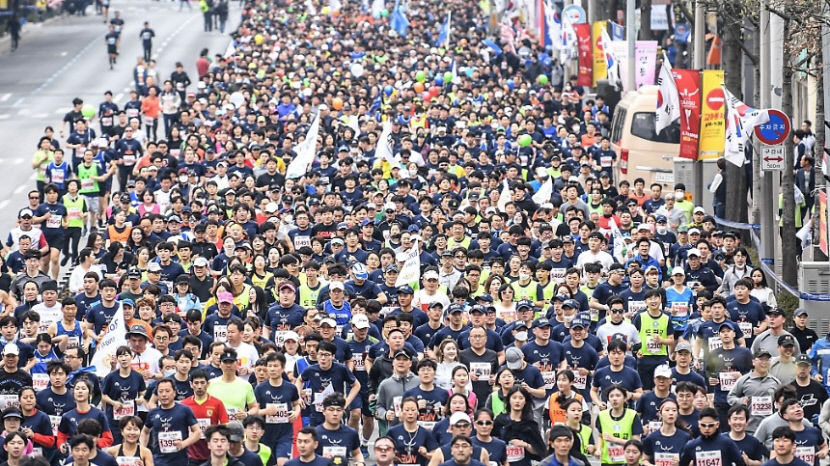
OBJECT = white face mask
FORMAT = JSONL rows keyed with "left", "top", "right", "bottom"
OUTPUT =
{"left": 571, "top": 125, "right": 580, "bottom": 133}
{"left": 675, "top": 191, "right": 685, "bottom": 201}
{"left": 163, "top": 369, "right": 175, "bottom": 377}
{"left": 656, "top": 225, "right": 668, "bottom": 234}
{"left": 519, "top": 272, "right": 531, "bottom": 281}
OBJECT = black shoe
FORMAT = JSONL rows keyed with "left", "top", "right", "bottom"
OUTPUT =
{"left": 60, "top": 256, "right": 69, "bottom": 266}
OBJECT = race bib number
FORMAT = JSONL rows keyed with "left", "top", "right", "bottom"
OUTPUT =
{"left": 101, "top": 116, "right": 113, "bottom": 127}
{"left": 417, "top": 420, "right": 436, "bottom": 430}
{"left": 695, "top": 450, "right": 722, "bottom": 466}
{"left": 738, "top": 321, "right": 753, "bottom": 339}
{"left": 114, "top": 402, "right": 135, "bottom": 420}
{"left": 607, "top": 445, "right": 625, "bottom": 463}
{"left": 670, "top": 302, "right": 688, "bottom": 317}
{"left": 213, "top": 325, "right": 228, "bottom": 342}
{"left": 313, "top": 392, "right": 326, "bottom": 412}
{"left": 81, "top": 178, "right": 95, "bottom": 191}
{"left": 646, "top": 337, "right": 662, "bottom": 353}
{"left": 32, "top": 373, "right": 49, "bottom": 392}
{"left": 648, "top": 421, "right": 662, "bottom": 432}
{"left": 157, "top": 430, "right": 182, "bottom": 454}
{"left": 542, "top": 371, "right": 556, "bottom": 390}
{"left": 51, "top": 170, "right": 65, "bottom": 185}
{"left": 116, "top": 457, "right": 142, "bottom": 466}
{"left": 601, "top": 155, "right": 613, "bottom": 167}
{"left": 707, "top": 336, "right": 722, "bottom": 351}
{"left": 68, "top": 207, "right": 82, "bottom": 220}
{"left": 197, "top": 418, "right": 210, "bottom": 438}
{"left": 506, "top": 446, "right": 525, "bottom": 462}
{"left": 126, "top": 108, "right": 139, "bottom": 118}
{"left": 751, "top": 396, "right": 773, "bottom": 416}
{"left": 322, "top": 446, "right": 347, "bottom": 459}
{"left": 46, "top": 215, "right": 62, "bottom": 229}
{"left": 123, "top": 153, "right": 136, "bottom": 164}
{"left": 654, "top": 452, "right": 679, "bottom": 466}
{"left": 353, "top": 352, "right": 366, "bottom": 371}
{"left": 274, "top": 331, "right": 287, "bottom": 347}
{"left": 266, "top": 403, "right": 290, "bottom": 424}
{"left": 718, "top": 372, "right": 737, "bottom": 392}
{"left": 0, "top": 394, "right": 19, "bottom": 410}
{"left": 49, "top": 415, "right": 61, "bottom": 436}
{"left": 796, "top": 446, "right": 815, "bottom": 465}
{"left": 67, "top": 335, "right": 80, "bottom": 349}
{"left": 573, "top": 373, "right": 587, "bottom": 390}
{"left": 393, "top": 395, "right": 402, "bottom": 417}
{"left": 470, "top": 362, "right": 491, "bottom": 379}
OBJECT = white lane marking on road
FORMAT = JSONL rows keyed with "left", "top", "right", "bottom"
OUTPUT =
{"left": 12, "top": 98, "right": 24, "bottom": 107}
{"left": 114, "top": 93, "right": 124, "bottom": 102}
{"left": 33, "top": 35, "right": 100, "bottom": 95}
{"left": 13, "top": 158, "right": 24, "bottom": 165}
{"left": 0, "top": 200, "right": 9, "bottom": 211}
{"left": 0, "top": 93, "right": 11, "bottom": 102}
{"left": 60, "top": 51, "right": 68, "bottom": 56}
{"left": 34, "top": 113, "right": 50, "bottom": 119}
{"left": 0, "top": 114, "right": 9, "bottom": 120}
{"left": 29, "top": 173, "right": 37, "bottom": 180}
{"left": 14, "top": 184, "right": 27, "bottom": 194}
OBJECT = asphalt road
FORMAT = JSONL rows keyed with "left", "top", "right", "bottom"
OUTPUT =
{"left": 0, "top": 0, "right": 238, "bottom": 234}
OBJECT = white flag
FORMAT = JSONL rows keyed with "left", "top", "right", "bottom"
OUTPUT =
{"left": 497, "top": 179, "right": 512, "bottom": 211}
{"left": 286, "top": 113, "right": 320, "bottom": 178}
{"left": 376, "top": 121, "right": 396, "bottom": 164}
{"left": 395, "top": 243, "right": 421, "bottom": 288}
{"left": 91, "top": 304, "right": 126, "bottom": 377}
{"left": 532, "top": 176, "right": 552, "bottom": 204}
{"left": 655, "top": 52, "right": 680, "bottom": 133}
{"left": 608, "top": 218, "right": 628, "bottom": 264}
{"left": 601, "top": 27, "right": 620, "bottom": 87}
{"left": 371, "top": 0, "right": 384, "bottom": 17}
{"left": 723, "top": 87, "right": 770, "bottom": 167}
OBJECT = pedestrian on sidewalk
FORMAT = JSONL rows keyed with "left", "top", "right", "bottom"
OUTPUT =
{"left": 9, "top": 15, "right": 21, "bottom": 52}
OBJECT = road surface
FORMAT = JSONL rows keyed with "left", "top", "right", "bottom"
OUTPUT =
{"left": 0, "top": 0, "right": 237, "bottom": 234}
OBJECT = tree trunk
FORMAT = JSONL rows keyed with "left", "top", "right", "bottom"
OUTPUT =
{"left": 781, "top": 18, "right": 798, "bottom": 287}
{"left": 723, "top": 7, "right": 749, "bottom": 238}
{"left": 752, "top": 23, "right": 762, "bottom": 226}
{"left": 639, "top": 0, "right": 653, "bottom": 40}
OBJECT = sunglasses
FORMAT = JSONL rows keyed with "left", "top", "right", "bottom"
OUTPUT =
{"left": 476, "top": 420, "right": 493, "bottom": 426}
{"left": 454, "top": 422, "right": 471, "bottom": 428}
{"left": 610, "top": 309, "right": 624, "bottom": 314}
{"left": 375, "top": 446, "right": 393, "bottom": 452}
{"left": 699, "top": 422, "right": 718, "bottom": 428}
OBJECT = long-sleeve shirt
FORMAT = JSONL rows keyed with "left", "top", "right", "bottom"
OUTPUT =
{"left": 727, "top": 372, "right": 781, "bottom": 434}
{"left": 375, "top": 372, "right": 419, "bottom": 426}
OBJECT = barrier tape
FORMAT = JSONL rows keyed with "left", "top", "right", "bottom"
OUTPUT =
{"left": 713, "top": 216, "right": 830, "bottom": 301}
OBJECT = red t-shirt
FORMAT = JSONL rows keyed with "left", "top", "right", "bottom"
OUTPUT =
{"left": 180, "top": 395, "right": 229, "bottom": 460}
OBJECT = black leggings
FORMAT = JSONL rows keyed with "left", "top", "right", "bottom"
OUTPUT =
{"left": 64, "top": 227, "right": 82, "bottom": 260}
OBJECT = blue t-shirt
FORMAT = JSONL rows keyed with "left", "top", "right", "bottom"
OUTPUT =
{"left": 636, "top": 391, "right": 676, "bottom": 424}
{"left": 101, "top": 369, "right": 146, "bottom": 423}
{"left": 254, "top": 379, "right": 299, "bottom": 447}
{"left": 403, "top": 386, "right": 448, "bottom": 426}
{"left": 315, "top": 424, "right": 360, "bottom": 465}
{"left": 387, "top": 424, "right": 438, "bottom": 466}
{"left": 722, "top": 432, "right": 767, "bottom": 462}
{"left": 562, "top": 341, "right": 599, "bottom": 398}
{"left": 592, "top": 366, "right": 643, "bottom": 400}
{"left": 285, "top": 455, "right": 332, "bottom": 466}
{"left": 84, "top": 301, "right": 121, "bottom": 334}
{"left": 473, "top": 436, "right": 507, "bottom": 466}
{"left": 144, "top": 403, "right": 198, "bottom": 466}
{"left": 58, "top": 406, "right": 110, "bottom": 439}
{"left": 643, "top": 428, "right": 691, "bottom": 461}
{"left": 299, "top": 363, "right": 357, "bottom": 423}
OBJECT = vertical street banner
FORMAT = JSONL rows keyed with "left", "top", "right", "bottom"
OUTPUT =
{"left": 820, "top": 190, "right": 828, "bottom": 256}
{"left": 574, "top": 23, "right": 592, "bottom": 86}
{"left": 674, "top": 69, "right": 701, "bottom": 160}
{"left": 635, "top": 41, "right": 658, "bottom": 89}
{"left": 698, "top": 69, "right": 725, "bottom": 160}
{"left": 591, "top": 21, "right": 607, "bottom": 86}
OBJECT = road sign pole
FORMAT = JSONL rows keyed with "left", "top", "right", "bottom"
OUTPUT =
{"left": 692, "top": 0, "right": 706, "bottom": 206}
{"left": 759, "top": 0, "right": 775, "bottom": 266}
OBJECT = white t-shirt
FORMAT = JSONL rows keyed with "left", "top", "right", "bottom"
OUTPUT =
{"left": 227, "top": 341, "right": 259, "bottom": 371}
{"left": 575, "top": 250, "right": 615, "bottom": 273}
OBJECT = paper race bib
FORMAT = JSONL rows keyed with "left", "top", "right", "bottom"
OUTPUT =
{"left": 573, "top": 373, "right": 587, "bottom": 390}
{"left": 32, "top": 373, "right": 49, "bottom": 392}
{"left": 68, "top": 207, "right": 82, "bottom": 220}
{"left": 197, "top": 418, "right": 210, "bottom": 438}
{"left": 0, "top": 394, "right": 19, "bottom": 410}
{"left": 393, "top": 396, "right": 402, "bottom": 417}
{"left": 654, "top": 452, "right": 679, "bottom": 466}
{"left": 542, "top": 371, "right": 556, "bottom": 390}
{"left": 116, "top": 456, "right": 142, "bottom": 466}
{"left": 417, "top": 420, "right": 436, "bottom": 430}
{"left": 601, "top": 156, "right": 613, "bottom": 167}
{"left": 646, "top": 337, "right": 662, "bottom": 353}
{"left": 30, "top": 447, "right": 43, "bottom": 457}
{"left": 695, "top": 450, "right": 722, "bottom": 466}
{"left": 607, "top": 445, "right": 625, "bottom": 463}
{"left": 49, "top": 415, "right": 60, "bottom": 436}
{"left": 469, "top": 362, "right": 491, "bottom": 379}
{"left": 266, "top": 403, "right": 290, "bottom": 424}
{"left": 213, "top": 325, "right": 228, "bottom": 342}
{"left": 751, "top": 396, "right": 773, "bottom": 416}
{"left": 707, "top": 336, "right": 722, "bottom": 351}
{"left": 670, "top": 302, "right": 688, "bottom": 316}
{"left": 157, "top": 430, "right": 182, "bottom": 454}
{"left": 506, "top": 445, "right": 525, "bottom": 462}
{"left": 81, "top": 178, "right": 95, "bottom": 191}
{"left": 796, "top": 446, "right": 815, "bottom": 465}
{"left": 353, "top": 352, "right": 366, "bottom": 372}
{"left": 322, "top": 446, "right": 347, "bottom": 458}
{"left": 738, "top": 321, "right": 753, "bottom": 339}
{"left": 114, "top": 402, "right": 135, "bottom": 420}
{"left": 51, "top": 170, "right": 65, "bottom": 184}
{"left": 718, "top": 372, "right": 738, "bottom": 392}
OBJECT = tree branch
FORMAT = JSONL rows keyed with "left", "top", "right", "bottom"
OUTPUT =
{"left": 675, "top": 2, "right": 694, "bottom": 27}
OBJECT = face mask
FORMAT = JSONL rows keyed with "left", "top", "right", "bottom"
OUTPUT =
{"left": 179, "top": 175, "right": 187, "bottom": 184}
{"left": 163, "top": 369, "right": 175, "bottom": 377}
{"left": 656, "top": 225, "right": 667, "bottom": 234}
{"left": 572, "top": 125, "right": 580, "bottom": 133}
{"left": 519, "top": 272, "right": 531, "bottom": 281}
{"left": 564, "top": 313, "right": 576, "bottom": 323}
{"left": 675, "top": 192, "right": 684, "bottom": 201}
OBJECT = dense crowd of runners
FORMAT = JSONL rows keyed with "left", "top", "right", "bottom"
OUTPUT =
{"left": 5, "top": 0, "right": 828, "bottom": 466}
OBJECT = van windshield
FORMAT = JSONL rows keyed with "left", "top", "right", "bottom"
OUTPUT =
{"left": 631, "top": 112, "right": 680, "bottom": 143}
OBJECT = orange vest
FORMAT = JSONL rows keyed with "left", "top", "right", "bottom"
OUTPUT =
{"left": 108, "top": 224, "right": 132, "bottom": 244}
{"left": 548, "top": 392, "right": 584, "bottom": 425}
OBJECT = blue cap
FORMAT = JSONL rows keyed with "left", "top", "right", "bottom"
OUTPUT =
{"left": 532, "top": 318, "right": 552, "bottom": 329}
{"left": 562, "top": 299, "right": 579, "bottom": 309}
{"left": 397, "top": 285, "right": 414, "bottom": 295}
{"left": 121, "top": 298, "right": 135, "bottom": 308}
{"left": 446, "top": 304, "right": 464, "bottom": 314}
{"left": 718, "top": 321, "right": 738, "bottom": 333}
{"left": 361, "top": 219, "right": 374, "bottom": 227}
{"left": 517, "top": 299, "right": 534, "bottom": 310}
{"left": 570, "top": 319, "right": 587, "bottom": 329}
{"left": 408, "top": 224, "right": 420, "bottom": 232}
{"left": 656, "top": 215, "right": 668, "bottom": 223}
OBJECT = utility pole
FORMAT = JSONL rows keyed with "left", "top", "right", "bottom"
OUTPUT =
{"left": 759, "top": 0, "right": 775, "bottom": 265}
{"left": 625, "top": 0, "right": 635, "bottom": 92}
{"left": 692, "top": 0, "right": 705, "bottom": 203}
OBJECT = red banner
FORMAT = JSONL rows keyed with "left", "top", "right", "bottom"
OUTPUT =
{"left": 574, "top": 23, "right": 593, "bottom": 87}
{"left": 673, "top": 69, "right": 701, "bottom": 160}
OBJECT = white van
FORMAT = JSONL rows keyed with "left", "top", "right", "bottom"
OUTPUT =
{"left": 610, "top": 85, "right": 681, "bottom": 189}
